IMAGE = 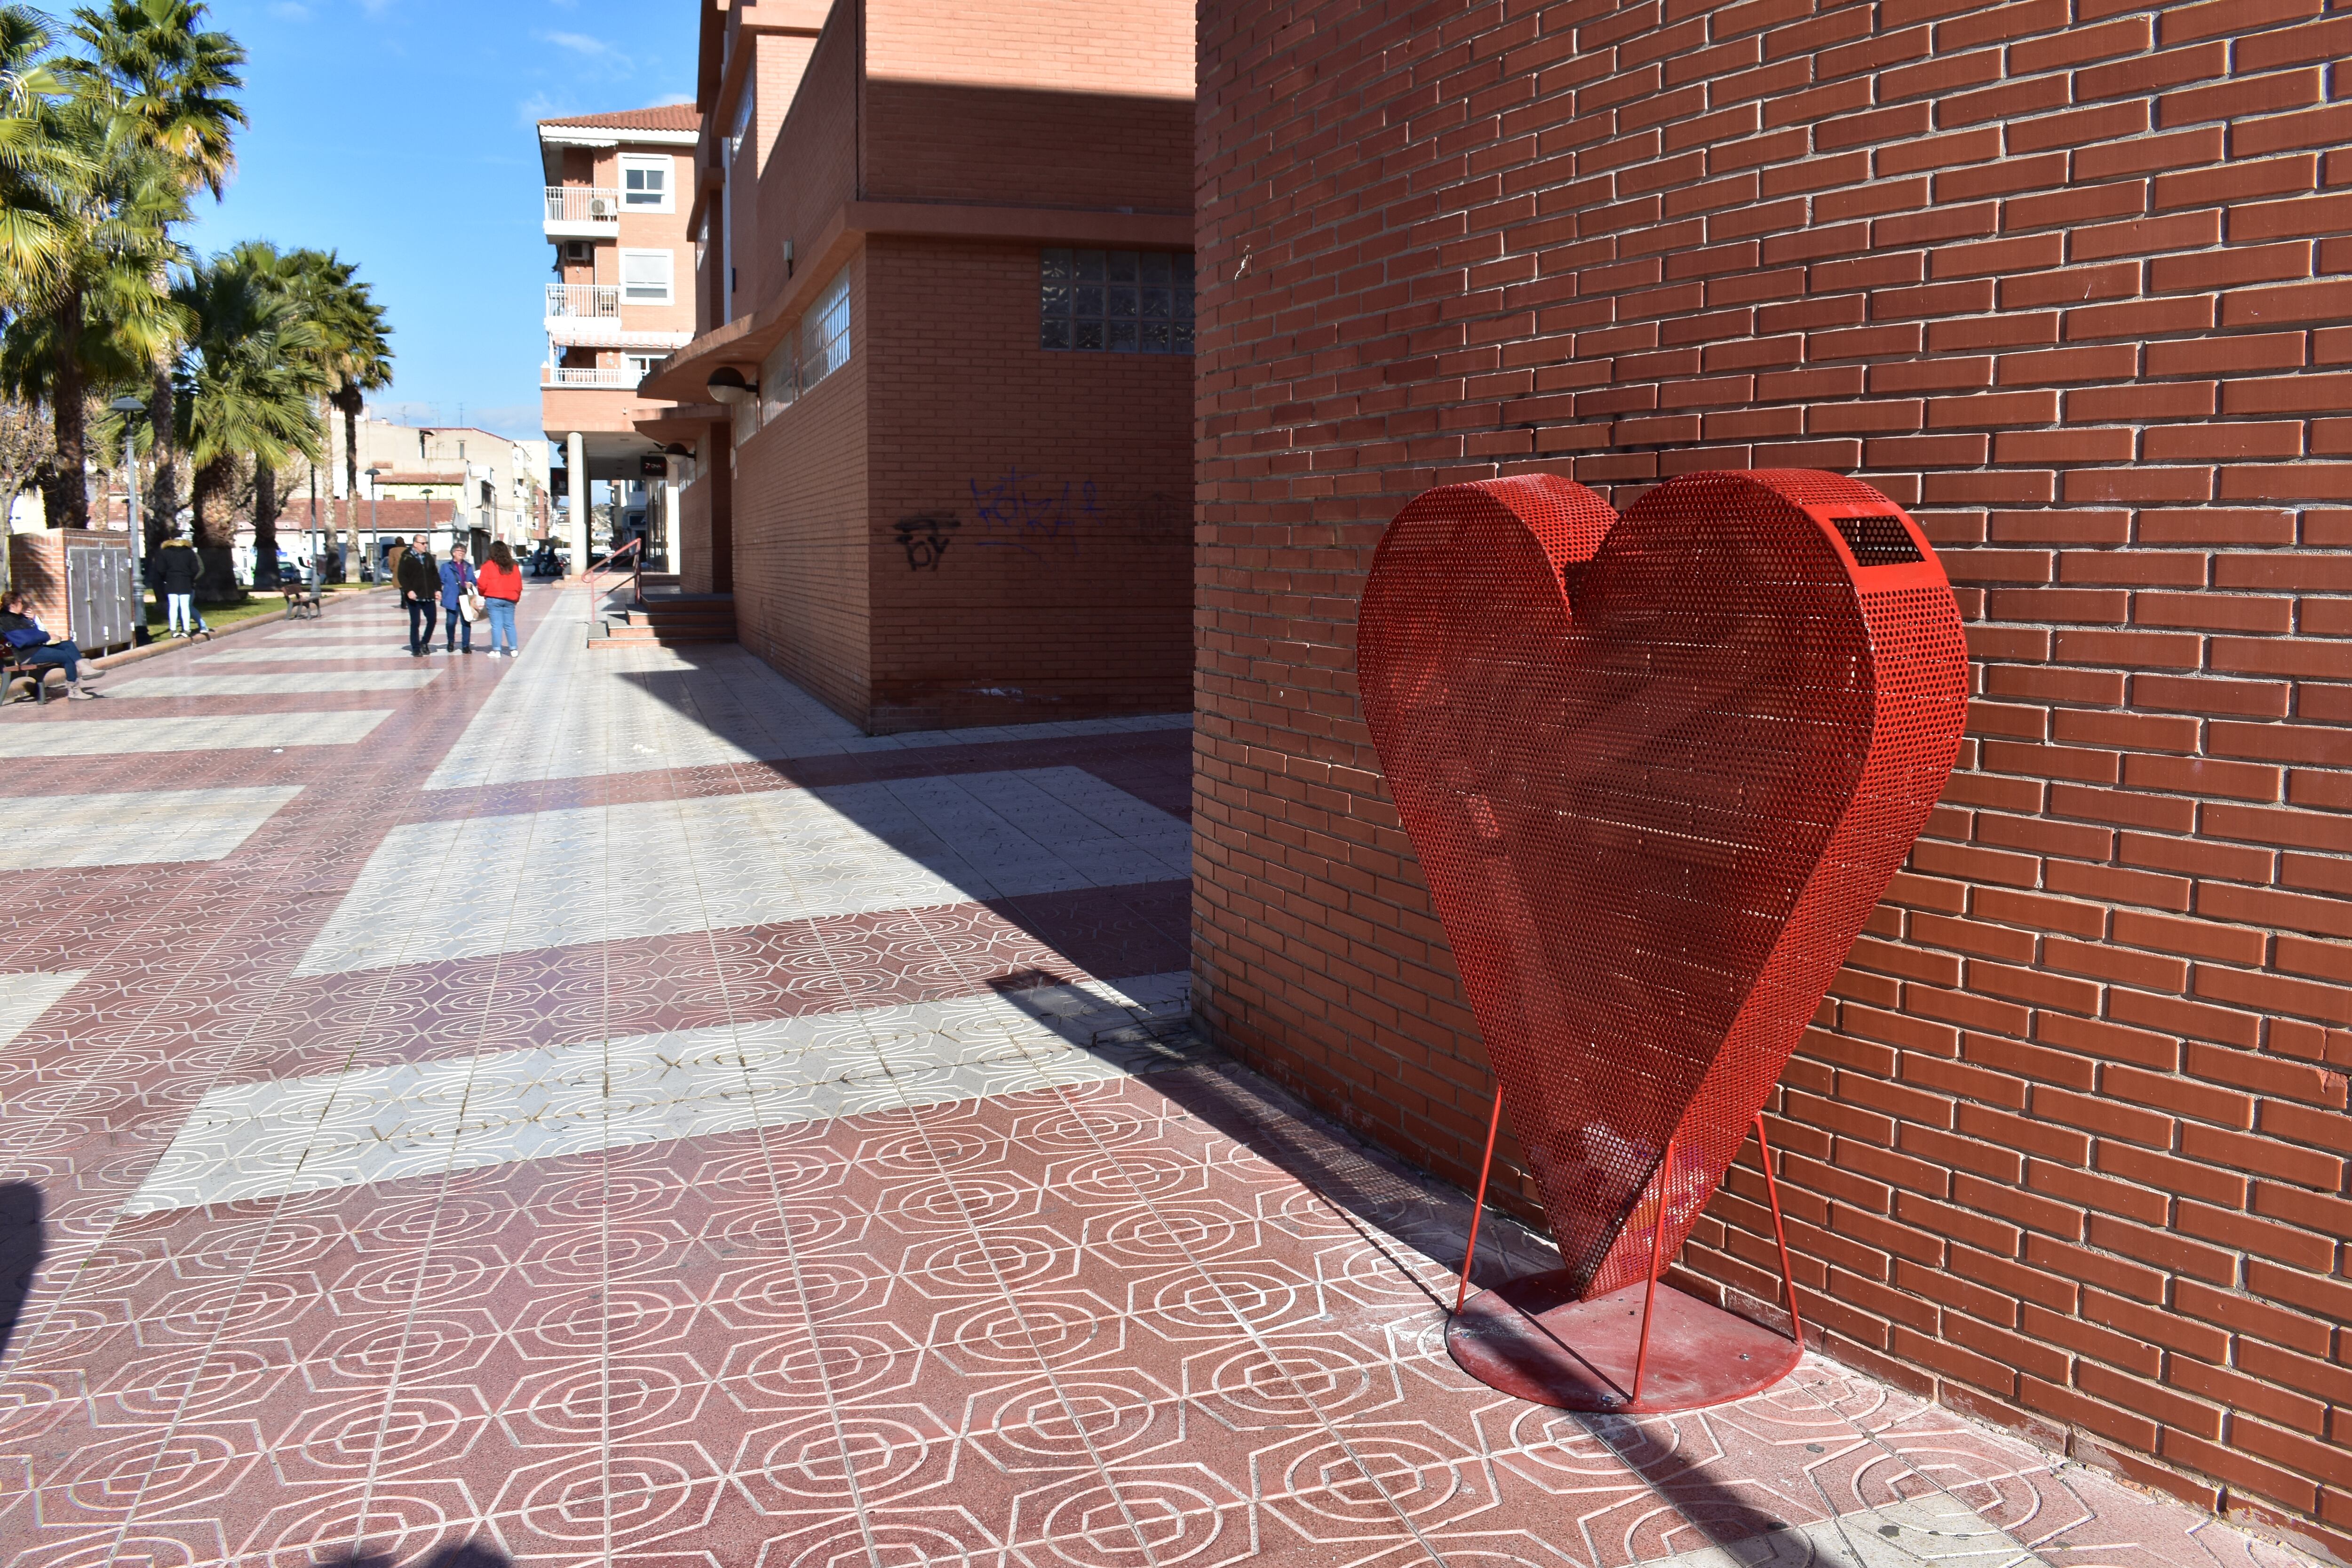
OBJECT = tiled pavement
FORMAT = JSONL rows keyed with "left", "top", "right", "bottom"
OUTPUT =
{"left": 0, "top": 585, "right": 2318, "bottom": 1568}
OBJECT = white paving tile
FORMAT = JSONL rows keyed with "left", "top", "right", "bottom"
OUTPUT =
{"left": 0, "top": 710, "right": 390, "bottom": 756}
{"left": 194, "top": 647, "right": 426, "bottom": 664}
{"left": 0, "top": 787, "right": 302, "bottom": 868}
{"left": 0, "top": 971, "right": 85, "bottom": 1051}
{"left": 425, "top": 589, "right": 1187, "bottom": 789}
{"left": 295, "top": 765, "right": 1191, "bottom": 974}
{"left": 106, "top": 670, "right": 443, "bottom": 696}
{"left": 1645, "top": 1495, "right": 2045, "bottom": 1566}
{"left": 121, "top": 972, "right": 1195, "bottom": 1212}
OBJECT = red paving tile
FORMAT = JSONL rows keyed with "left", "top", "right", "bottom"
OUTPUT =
{"left": 0, "top": 586, "right": 2317, "bottom": 1568}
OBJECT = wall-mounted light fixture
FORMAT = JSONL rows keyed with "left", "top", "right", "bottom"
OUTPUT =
{"left": 705, "top": 366, "right": 757, "bottom": 405}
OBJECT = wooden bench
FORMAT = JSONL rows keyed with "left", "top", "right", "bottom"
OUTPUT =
{"left": 282, "top": 580, "right": 324, "bottom": 619}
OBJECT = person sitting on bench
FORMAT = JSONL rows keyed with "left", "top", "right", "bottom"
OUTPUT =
{"left": 0, "top": 593, "right": 103, "bottom": 700}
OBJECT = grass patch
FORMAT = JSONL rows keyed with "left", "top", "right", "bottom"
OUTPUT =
{"left": 142, "top": 584, "right": 386, "bottom": 637}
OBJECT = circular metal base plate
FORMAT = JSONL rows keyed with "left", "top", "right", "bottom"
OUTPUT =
{"left": 1446, "top": 1273, "right": 1801, "bottom": 1413}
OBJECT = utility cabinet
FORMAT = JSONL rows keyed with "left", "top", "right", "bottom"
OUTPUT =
{"left": 9, "top": 529, "right": 138, "bottom": 653}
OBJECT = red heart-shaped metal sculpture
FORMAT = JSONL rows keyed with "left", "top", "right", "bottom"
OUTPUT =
{"left": 1358, "top": 470, "right": 1969, "bottom": 1305}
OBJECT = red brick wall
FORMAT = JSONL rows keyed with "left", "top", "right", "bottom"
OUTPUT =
{"left": 678, "top": 459, "right": 715, "bottom": 595}
{"left": 864, "top": 236, "right": 1192, "bottom": 732}
{"left": 863, "top": 0, "right": 1192, "bottom": 215}
{"left": 747, "top": 10, "right": 859, "bottom": 311}
{"left": 731, "top": 255, "right": 872, "bottom": 721}
{"left": 1196, "top": 0, "right": 2352, "bottom": 1556}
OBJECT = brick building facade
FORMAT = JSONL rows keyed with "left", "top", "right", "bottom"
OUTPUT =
{"left": 1195, "top": 0, "right": 2352, "bottom": 1556}
{"left": 646, "top": 0, "right": 1194, "bottom": 732}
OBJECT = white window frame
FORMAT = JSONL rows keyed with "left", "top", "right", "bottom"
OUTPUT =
{"left": 760, "top": 331, "right": 797, "bottom": 422}
{"left": 619, "top": 248, "right": 675, "bottom": 305}
{"left": 799, "top": 267, "right": 851, "bottom": 394}
{"left": 619, "top": 153, "right": 674, "bottom": 213}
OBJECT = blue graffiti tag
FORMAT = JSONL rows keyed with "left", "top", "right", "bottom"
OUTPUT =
{"left": 968, "top": 470, "right": 1098, "bottom": 556}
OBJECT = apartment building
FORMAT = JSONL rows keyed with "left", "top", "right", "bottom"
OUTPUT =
{"left": 538, "top": 103, "right": 702, "bottom": 569}
{"left": 640, "top": 0, "right": 1193, "bottom": 732}
{"left": 344, "top": 418, "right": 552, "bottom": 572}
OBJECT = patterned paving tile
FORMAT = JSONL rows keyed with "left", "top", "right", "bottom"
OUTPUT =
{"left": 0, "top": 582, "right": 2309, "bottom": 1568}
{"left": 105, "top": 671, "right": 444, "bottom": 696}
{"left": 427, "top": 589, "right": 1192, "bottom": 790}
{"left": 297, "top": 767, "right": 1192, "bottom": 975}
{"left": 0, "top": 788, "right": 304, "bottom": 868}
{"left": 0, "top": 709, "right": 392, "bottom": 756}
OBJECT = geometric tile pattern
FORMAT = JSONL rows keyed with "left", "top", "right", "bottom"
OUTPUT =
{"left": 0, "top": 787, "right": 303, "bottom": 868}
{"left": 0, "top": 969, "right": 83, "bottom": 1050}
{"left": 0, "top": 708, "right": 390, "bottom": 756}
{"left": 0, "top": 583, "right": 2310, "bottom": 1568}
{"left": 124, "top": 972, "right": 1196, "bottom": 1211}
{"left": 295, "top": 767, "right": 1192, "bottom": 975}
{"left": 193, "top": 646, "right": 437, "bottom": 664}
{"left": 426, "top": 589, "right": 1191, "bottom": 791}
{"left": 104, "top": 671, "right": 445, "bottom": 696}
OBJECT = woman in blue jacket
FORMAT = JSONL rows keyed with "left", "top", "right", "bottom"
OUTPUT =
{"left": 439, "top": 542, "right": 478, "bottom": 655}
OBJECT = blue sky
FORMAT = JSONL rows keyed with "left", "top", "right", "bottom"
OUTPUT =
{"left": 183, "top": 0, "right": 697, "bottom": 440}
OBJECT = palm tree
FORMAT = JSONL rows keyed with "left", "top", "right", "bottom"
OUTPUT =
{"left": 0, "top": 8, "right": 81, "bottom": 318}
{"left": 0, "top": 89, "right": 185, "bottom": 528}
{"left": 63, "top": 0, "right": 244, "bottom": 549}
{"left": 173, "top": 247, "right": 321, "bottom": 598}
{"left": 272, "top": 247, "right": 390, "bottom": 575}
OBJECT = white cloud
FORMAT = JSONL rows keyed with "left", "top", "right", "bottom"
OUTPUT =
{"left": 268, "top": 2, "right": 310, "bottom": 18}
{"left": 538, "top": 30, "right": 625, "bottom": 62}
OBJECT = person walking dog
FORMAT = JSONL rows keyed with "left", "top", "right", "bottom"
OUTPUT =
{"left": 153, "top": 531, "right": 203, "bottom": 637}
{"left": 397, "top": 533, "right": 439, "bottom": 656}
{"left": 478, "top": 540, "right": 523, "bottom": 657}
{"left": 440, "top": 542, "right": 479, "bottom": 655}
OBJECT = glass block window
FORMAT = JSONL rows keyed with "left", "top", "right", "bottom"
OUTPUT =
{"left": 800, "top": 266, "right": 851, "bottom": 393}
{"left": 1041, "top": 249, "right": 1193, "bottom": 353}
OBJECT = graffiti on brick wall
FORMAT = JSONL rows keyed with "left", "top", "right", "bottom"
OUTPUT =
{"left": 969, "top": 470, "right": 1093, "bottom": 557}
{"left": 893, "top": 475, "right": 1184, "bottom": 570}
{"left": 893, "top": 512, "right": 960, "bottom": 571}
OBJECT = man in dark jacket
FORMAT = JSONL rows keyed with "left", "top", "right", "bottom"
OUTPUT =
{"left": 152, "top": 532, "right": 204, "bottom": 636}
{"left": 397, "top": 533, "right": 440, "bottom": 656}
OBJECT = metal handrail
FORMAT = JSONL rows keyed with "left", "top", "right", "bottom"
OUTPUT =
{"left": 584, "top": 535, "right": 645, "bottom": 611}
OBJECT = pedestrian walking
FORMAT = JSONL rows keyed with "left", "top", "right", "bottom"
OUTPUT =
{"left": 152, "top": 531, "right": 203, "bottom": 637}
{"left": 1, "top": 592, "right": 105, "bottom": 700}
{"left": 441, "top": 543, "right": 480, "bottom": 654}
{"left": 397, "top": 533, "right": 439, "bottom": 656}
{"left": 478, "top": 540, "right": 524, "bottom": 657}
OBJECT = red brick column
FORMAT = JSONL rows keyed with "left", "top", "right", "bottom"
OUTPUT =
{"left": 1195, "top": 0, "right": 2352, "bottom": 1554}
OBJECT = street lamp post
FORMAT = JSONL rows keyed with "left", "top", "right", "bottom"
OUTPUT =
{"left": 365, "top": 464, "right": 384, "bottom": 581}
{"left": 108, "top": 394, "right": 149, "bottom": 642}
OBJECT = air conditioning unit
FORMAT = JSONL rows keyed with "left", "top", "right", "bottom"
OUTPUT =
{"left": 588, "top": 197, "right": 612, "bottom": 219}
{"left": 564, "top": 241, "right": 590, "bottom": 263}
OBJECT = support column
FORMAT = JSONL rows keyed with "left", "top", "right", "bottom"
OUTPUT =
{"left": 566, "top": 430, "right": 588, "bottom": 570}
{"left": 665, "top": 462, "right": 682, "bottom": 574}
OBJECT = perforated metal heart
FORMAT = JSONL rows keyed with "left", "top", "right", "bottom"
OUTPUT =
{"left": 1357, "top": 470, "right": 1969, "bottom": 1300}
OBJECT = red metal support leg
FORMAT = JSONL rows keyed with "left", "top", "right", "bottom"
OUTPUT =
{"left": 1453, "top": 1091, "right": 1507, "bottom": 1316}
{"left": 1628, "top": 1136, "right": 1676, "bottom": 1409}
{"left": 1752, "top": 1111, "right": 1807, "bottom": 1350}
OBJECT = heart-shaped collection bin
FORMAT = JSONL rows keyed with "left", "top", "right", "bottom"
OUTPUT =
{"left": 1358, "top": 470, "right": 1969, "bottom": 1302}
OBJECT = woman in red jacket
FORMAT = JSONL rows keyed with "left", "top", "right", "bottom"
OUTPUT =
{"left": 479, "top": 540, "right": 524, "bottom": 657}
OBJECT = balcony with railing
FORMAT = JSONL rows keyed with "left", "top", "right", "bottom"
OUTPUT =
{"left": 542, "top": 365, "right": 642, "bottom": 389}
{"left": 544, "top": 185, "right": 622, "bottom": 236}
{"left": 546, "top": 283, "right": 621, "bottom": 320}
